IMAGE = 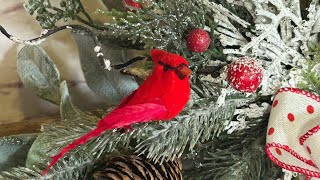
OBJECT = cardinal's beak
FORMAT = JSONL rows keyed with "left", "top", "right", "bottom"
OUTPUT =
{"left": 179, "top": 66, "right": 192, "bottom": 76}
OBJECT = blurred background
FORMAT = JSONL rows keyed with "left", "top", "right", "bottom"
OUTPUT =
{"left": 0, "top": 1, "right": 106, "bottom": 126}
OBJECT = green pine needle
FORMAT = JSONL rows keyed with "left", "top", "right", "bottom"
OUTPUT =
{"left": 298, "top": 44, "right": 320, "bottom": 94}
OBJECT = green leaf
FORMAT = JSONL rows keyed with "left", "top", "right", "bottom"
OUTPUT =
{"left": 24, "top": 112, "right": 103, "bottom": 177}
{"left": 60, "top": 81, "right": 84, "bottom": 121}
{"left": 17, "top": 45, "right": 61, "bottom": 105}
{"left": 0, "top": 134, "right": 37, "bottom": 171}
{"left": 102, "top": 0, "right": 125, "bottom": 10}
{"left": 25, "top": 134, "right": 51, "bottom": 171}
{"left": 24, "top": 80, "right": 85, "bottom": 171}
{"left": 72, "top": 33, "right": 140, "bottom": 105}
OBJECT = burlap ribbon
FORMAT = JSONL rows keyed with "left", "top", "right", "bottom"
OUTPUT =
{"left": 266, "top": 88, "right": 320, "bottom": 180}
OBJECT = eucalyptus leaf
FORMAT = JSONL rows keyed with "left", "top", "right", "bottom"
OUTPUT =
{"left": 72, "top": 33, "right": 141, "bottom": 105}
{"left": 0, "top": 134, "right": 37, "bottom": 171}
{"left": 60, "top": 81, "right": 84, "bottom": 121}
{"left": 102, "top": 0, "right": 125, "bottom": 10}
{"left": 17, "top": 45, "right": 61, "bottom": 105}
{"left": 25, "top": 79, "right": 86, "bottom": 170}
{"left": 25, "top": 133, "right": 53, "bottom": 171}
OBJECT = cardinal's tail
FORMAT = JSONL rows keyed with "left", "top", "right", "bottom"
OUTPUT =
{"left": 41, "top": 102, "right": 168, "bottom": 176}
{"left": 41, "top": 127, "right": 105, "bottom": 176}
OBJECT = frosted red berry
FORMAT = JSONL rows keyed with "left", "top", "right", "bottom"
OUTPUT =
{"left": 186, "top": 28, "right": 210, "bottom": 53}
{"left": 227, "top": 57, "right": 263, "bottom": 93}
{"left": 122, "top": 0, "right": 142, "bottom": 10}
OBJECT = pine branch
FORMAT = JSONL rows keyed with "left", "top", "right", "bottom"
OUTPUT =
{"left": 183, "top": 116, "right": 281, "bottom": 180}
{"left": 0, "top": 154, "right": 95, "bottom": 180}
{"left": 99, "top": 0, "right": 231, "bottom": 65}
{"left": 24, "top": 0, "right": 104, "bottom": 30}
{"left": 97, "top": 0, "right": 216, "bottom": 54}
{"left": 298, "top": 44, "right": 320, "bottom": 94}
{"left": 0, "top": 167, "right": 40, "bottom": 179}
{"left": 0, "top": 97, "right": 238, "bottom": 179}
{"left": 135, "top": 102, "right": 236, "bottom": 163}
{"left": 22, "top": 0, "right": 228, "bottom": 65}
{"left": 44, "top": 153, "right": 95, "bottom": 180}
{"left": 0, "top": 112, "right": 115, "bottom": 180}
{"left": 43, "top": 100, "right": 237, "bottom": 164}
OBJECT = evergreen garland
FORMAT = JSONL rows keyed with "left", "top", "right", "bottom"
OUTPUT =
{"left": 1, "top": 0, "right": 318, "bottom": 179}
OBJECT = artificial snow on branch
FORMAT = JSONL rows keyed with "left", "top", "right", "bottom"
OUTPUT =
{"left": 0, "top": 99, "right": 237, "bottom": 179}
{"left": 203, "top": 0, "right": 320, "bottom": 95}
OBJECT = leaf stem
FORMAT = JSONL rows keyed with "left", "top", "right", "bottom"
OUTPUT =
{"left": 0, "top": 24, "right": 108, "bottom": 69}
{"left": 78, "top": 2, "right": 94, "bottom": 24}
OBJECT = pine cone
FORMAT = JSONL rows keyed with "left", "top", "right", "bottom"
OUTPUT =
{"left": 93, "top": 155, "right": 183, "bottom": 180}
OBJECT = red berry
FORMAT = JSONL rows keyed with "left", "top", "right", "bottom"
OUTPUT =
{"left": 122, "top": 0, "right": 142, "bottom": 10}
{"left": 227, "top": 57, "right": 263, "bottom": 93}
{"left": 186, "top": 28, "right": 210, "bottom": 53}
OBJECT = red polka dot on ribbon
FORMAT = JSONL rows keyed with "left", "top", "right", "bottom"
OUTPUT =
{"left": 266, "top": 88, "right": 320, "bottom": 178}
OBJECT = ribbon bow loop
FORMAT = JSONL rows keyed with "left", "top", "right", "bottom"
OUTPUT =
{"left": 266, "top": 88, "right": 320, "bottom": 179}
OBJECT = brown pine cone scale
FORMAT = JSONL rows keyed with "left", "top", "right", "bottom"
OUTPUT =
{"left": 93, "top": 155, "right": 182, "bottom": 180}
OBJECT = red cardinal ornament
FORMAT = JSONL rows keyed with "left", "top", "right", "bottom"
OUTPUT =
{"left": 227, "top": 57, "right": 263, "bottom": 93}
{"left": 122, "top": 0, "right": 142, "bottom": 10}
{"left": 41, "top": 49, "right": 192, "bottom": 175}
{"left": 186, "top": 28, "right": 211, "bottom": 53}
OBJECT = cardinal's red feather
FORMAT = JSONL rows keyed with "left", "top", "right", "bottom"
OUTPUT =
{"left": 41, "top": 49, "right": 190, "bottom": 175}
